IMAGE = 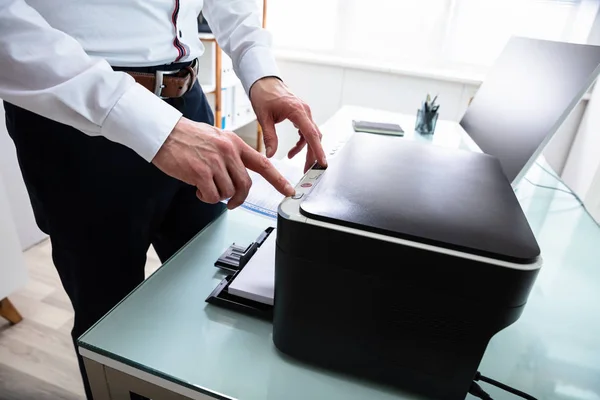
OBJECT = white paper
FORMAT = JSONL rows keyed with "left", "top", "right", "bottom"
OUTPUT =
{"left": 238, "top": 158, "right": 305, "bottom": 219}
{"left": 228, "top": 229, "right": 276, "bottom": 305}
{"left": 232, "top": 123, "right": 354, "bottom": 219}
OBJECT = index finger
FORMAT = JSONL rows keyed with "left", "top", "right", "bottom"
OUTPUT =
{"left": 241, "top": 144, "right": 295, "bottom": 197}
{"left": 288, "top": 110, "right": 327, "bottom": 167}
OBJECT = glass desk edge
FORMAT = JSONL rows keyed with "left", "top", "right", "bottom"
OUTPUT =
{"left": 77, "top": 206, "right": 232, "bottom": 399}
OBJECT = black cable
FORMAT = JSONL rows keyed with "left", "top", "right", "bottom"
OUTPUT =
{"left": 529, "top": 162, "right": 600, "bottom": 229}
{"left": 532, "top": 162, "right": 584, "bottom": 204}
{"left": 469, "top": 381, "right": 493, "bottom": 399}
{"left": 474, "top": 372, "right": 538, "bottom": 400}
{"left": 534, "top": 161, "right": 560, "bottom": 180}
{"left": 524, "top": 177, "right": 582, "bottom": 201}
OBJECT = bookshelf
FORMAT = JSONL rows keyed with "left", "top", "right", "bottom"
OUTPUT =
{"left": 197, "top": 0, "right": 267, "bottom": 152}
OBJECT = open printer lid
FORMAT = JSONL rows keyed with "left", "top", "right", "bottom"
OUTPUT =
{"left": 459, "top": 37, "right": 600, "bottom": 187}
{"left": 299, "top": 133, "right": 540, "bottom": 264}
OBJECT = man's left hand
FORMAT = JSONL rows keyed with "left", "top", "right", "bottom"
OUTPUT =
{"left": 249, "top": 77, "right": 327, "bottom": 172}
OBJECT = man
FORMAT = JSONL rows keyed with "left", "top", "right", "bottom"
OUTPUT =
{"left": 0, "top": 0, "right": 327, "bottom": 398}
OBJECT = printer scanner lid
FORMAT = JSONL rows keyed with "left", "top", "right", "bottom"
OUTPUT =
{"left": 299, "top": 133, "right": 540, "bottom": 264}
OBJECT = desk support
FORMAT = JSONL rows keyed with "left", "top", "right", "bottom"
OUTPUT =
{"left": 83, "top": 357, "right": 111, "bottom": 400}
{"left": 0, "top": 297, "right": 22, "bottom": 324}
{"left": 83, "top": 356, "right": 218, "bottom": 400}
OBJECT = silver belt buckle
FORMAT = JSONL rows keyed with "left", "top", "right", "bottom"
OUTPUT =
{"left": 154, "top": 69, "right": 179, "bottom": 99}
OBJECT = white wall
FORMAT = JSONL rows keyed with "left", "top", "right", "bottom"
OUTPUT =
{"left": 543, "top": 100, "right": 587, "bottom": 175}
{"left": 273, "top": 59, "right": 476, "bottom": 158}
{"left": 0, "top": 173, "right": 28, "bottom": 299}
{"left": 562, "top": 84, "right": 600, "bottom": 222}
{"left": 588, "top": 7, "right": 600, "bottom": 45}
{"left": 0, "top": 104, "right": 46, "bottom": 250}
{"left": 274, "top": 58, "right": 585, "bottom": 174}
{"left": 560, "top": 9, "right": 600, "bottom": 223}
{"left": 582, "top": 10, "right": 600, "bottom": 223}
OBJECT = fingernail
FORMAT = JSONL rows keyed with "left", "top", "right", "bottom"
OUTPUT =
{"left": 266, "top": 146, "right": 272, "bottom": 156}
{"left": 285, "top": 183, "right": 295, "bottom": 194}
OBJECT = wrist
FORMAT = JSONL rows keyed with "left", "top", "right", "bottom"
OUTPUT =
{"left": 158, "top": 118, "right": 214, "bottom": 153}
{"left": 171, "top": 116, "right": 194, "bottom": 133}
{"left": 249, "top": 76, "right": 284, "bottom": 100}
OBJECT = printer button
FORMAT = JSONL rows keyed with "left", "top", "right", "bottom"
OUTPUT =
{"left": 292, "top": 193, "right": 304, "bottom": 200}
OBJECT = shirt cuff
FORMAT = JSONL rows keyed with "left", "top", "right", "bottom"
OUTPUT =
{"left": 101, "top": 82, "right": 182, "bottom": 162}
{"left": 236, "top": 46, "right": 281, "bottom": 95}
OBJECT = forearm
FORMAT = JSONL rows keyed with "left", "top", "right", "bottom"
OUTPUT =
{"left": 201, "top": 0, "right": 280, "bottom": 95}
{"left": 0, "top": 0, "right": 181, "bottom": 161}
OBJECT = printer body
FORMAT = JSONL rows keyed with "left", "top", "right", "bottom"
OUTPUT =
{"left": 274, "top": 133, "right": 541, "bottom": 399}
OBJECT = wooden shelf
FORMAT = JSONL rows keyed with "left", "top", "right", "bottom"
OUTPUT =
{"left": 198, "top": 33, "right": 216, "bottom": 41}
{"left": 197, "top": 0, "right": 267, "bottom": 151}
{"left": 231, "top": 114, "right": 257, "bottom": 132}
{"left": 202, "top": 84, "right": 216, "bottom": 94}
{"left": 221, "top": 75, "right": 241, "bottom": 89}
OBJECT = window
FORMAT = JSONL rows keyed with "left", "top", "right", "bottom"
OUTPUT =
{"left": 268, "top": 0, "right": 339, "bottom": 52}
{"left": 444, "top": 0, "right": 583, "bottom": 67}
{"left": 341, "top": 0, "right": 450, "bottom": 64}
{"left": 267, "top": 0, "right": 599, "bottom": 76}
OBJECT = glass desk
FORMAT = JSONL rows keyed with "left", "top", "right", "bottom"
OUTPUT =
{"left": 78, "top": 107, "right": 600, "bottom": 400}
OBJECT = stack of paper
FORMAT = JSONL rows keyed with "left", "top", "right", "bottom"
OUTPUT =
{"left": 227, "top": 230, "right": 277, "bottom": 305}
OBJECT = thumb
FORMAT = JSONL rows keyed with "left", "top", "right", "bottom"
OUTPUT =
{"left": 259, "top": 115, "right": 278, "bottom": 158}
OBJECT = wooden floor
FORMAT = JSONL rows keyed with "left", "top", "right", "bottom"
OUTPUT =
{"left": 0, "top": 239, "right": 162, "bottom": 400}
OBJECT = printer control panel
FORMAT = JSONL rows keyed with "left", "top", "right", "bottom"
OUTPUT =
{"left": 279, "top": 127, "right": 353, "bottom": 221}
{"left": 291, "top": 167, "right": 323, "bottom": 199}
{"left": 278, "top": 165, "right": 326, "bottom": 221}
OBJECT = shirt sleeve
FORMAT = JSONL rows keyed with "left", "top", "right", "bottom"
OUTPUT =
{"left": 0, "top": 0, "right": 182, "bottom": 162}
{"left": 201, "top": 0, "right": 280, "bottom": 95}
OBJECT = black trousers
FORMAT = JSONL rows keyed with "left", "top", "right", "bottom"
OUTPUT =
{"left": 4, "top": 62, "right": 226, "bottom": 400}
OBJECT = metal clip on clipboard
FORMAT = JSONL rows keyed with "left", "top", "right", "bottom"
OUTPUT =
{"left": 206, "top": 227, "right": 276, "bottom": 320}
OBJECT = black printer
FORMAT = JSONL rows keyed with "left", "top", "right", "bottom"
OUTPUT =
{"left": 205, "top": 37, "right": 600, "bottom": 400}
{"left": 274, "top": 133, "right": 542, "bottom": 400}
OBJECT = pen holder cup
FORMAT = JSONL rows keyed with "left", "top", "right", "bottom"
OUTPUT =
{"left": 415, "top": 109, "right": 439, "bottom": 135}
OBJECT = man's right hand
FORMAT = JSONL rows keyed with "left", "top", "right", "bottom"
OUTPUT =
{"left": 152, "top": 117, "right": 295, "bottom": 209}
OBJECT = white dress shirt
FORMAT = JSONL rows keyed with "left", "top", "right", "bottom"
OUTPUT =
{"left": 0, "top": 0, "right": 279, "bottom": 162}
